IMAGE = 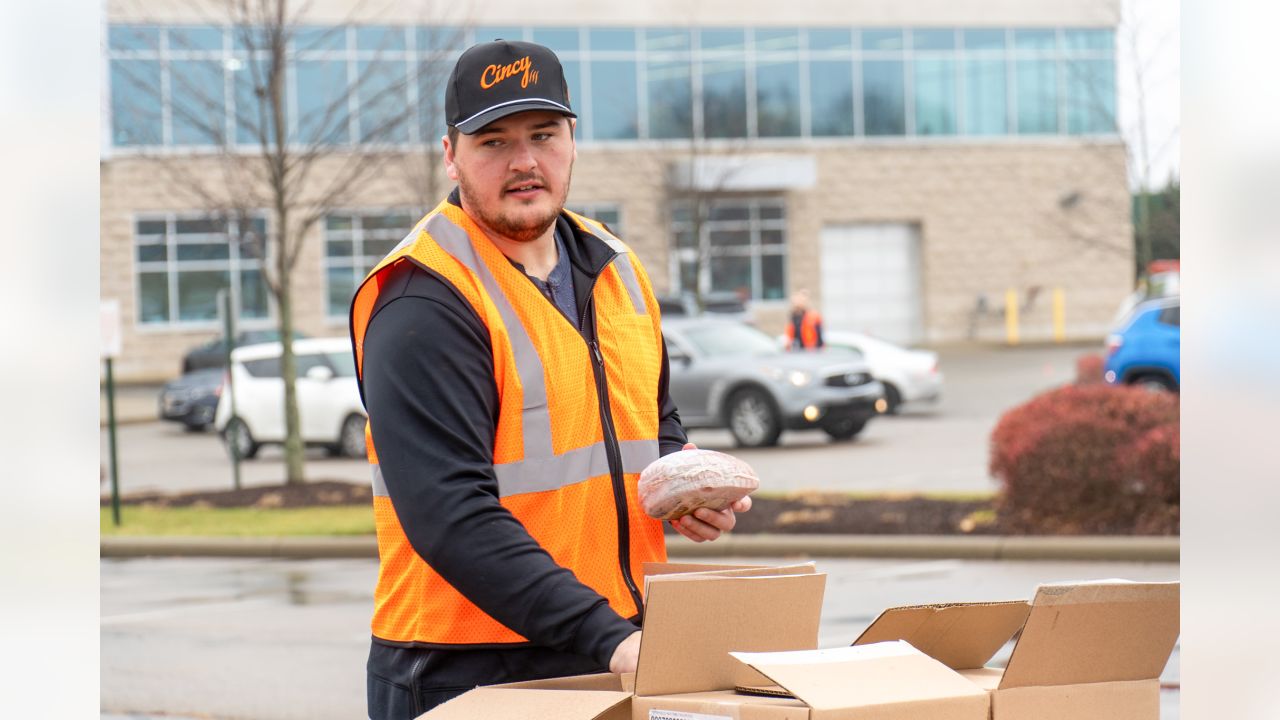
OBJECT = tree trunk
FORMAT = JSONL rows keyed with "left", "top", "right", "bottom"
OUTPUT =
{"left": 277, "top": 232, "right": 306, "bottom": 485}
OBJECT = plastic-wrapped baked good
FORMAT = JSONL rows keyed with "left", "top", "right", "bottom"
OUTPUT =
{"left": 638, "top": 449, "right": 759, "bottom": 521}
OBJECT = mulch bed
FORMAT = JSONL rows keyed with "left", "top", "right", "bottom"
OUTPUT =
{"left": 103, "top": 480, "right": 999, "bottom": 535}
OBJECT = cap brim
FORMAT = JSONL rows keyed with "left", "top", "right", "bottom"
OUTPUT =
{"left": 454, "top": 99, "right": 577, "bottom": 134}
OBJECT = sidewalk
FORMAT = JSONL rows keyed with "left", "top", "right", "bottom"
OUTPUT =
{"left": 100, "top": 533, "right": 1179, "bottom": 562}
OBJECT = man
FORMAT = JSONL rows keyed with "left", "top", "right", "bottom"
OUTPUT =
{"left": 348, "top": 40, "right": 752, "bottom": 718}
{"left": 784, "top": 288, "right": 824, "bottom": 350}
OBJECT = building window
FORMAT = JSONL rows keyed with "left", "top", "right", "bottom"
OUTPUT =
{"left": 134, "top": 215, "right": 269, "bottom": 325}
{"left": 863, "top": 60, "right": 906, "bottom": 135}
{"left": 913, "top": 57, "right": 957, "bottom": 135}
{"left": 323, "top": 211, "right": 416, "bottom": 317}
{"left": 670, "top": 199, "right": 787, "bottom": 302}
{"left": 107, "top": 23, "right": 1118, "bottom": 147}
{"left": 567, "top": 203, "right": 624, "bottom": 237}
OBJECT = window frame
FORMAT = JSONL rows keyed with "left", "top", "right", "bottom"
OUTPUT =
{"left": 132, "top": 211, "right": 274, "bottom": 330}
{"left": 669, "top": 197, "right": 788, "bottom": 303}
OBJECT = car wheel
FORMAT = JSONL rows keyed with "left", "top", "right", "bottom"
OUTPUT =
{"left": 882, "top": 384, "right": 903, "bottom": 415}
{"left": 335, "top": 414, "right": 367, "bottom": 459}
{"left": 821, "top": 416, "right": 867, "bottom": 442}
{"left": 182, "top": 421, "right": 208, "bottom": 433}
{"left": 1131, "top": 374, "right": 1177, "bottom": 393}
{"left": 726, "top": 388, "right": 782, "bottom": 448}
{"left": 222, "top": 417, "right": 260, "bottom": 460}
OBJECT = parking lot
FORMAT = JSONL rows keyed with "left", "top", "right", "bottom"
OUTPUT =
{"left": 101, "top": 554, "right": 1179, "bottom": 720}
{"left": 102, "top": 342, "right": 1092, "bottom": 497}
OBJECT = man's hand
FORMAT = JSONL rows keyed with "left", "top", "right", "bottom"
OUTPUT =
{"left": 668, "top": 442, "right": 753, "bottom": 543}
{"left": 609, "top": 630, "right": 642, "bottom": 674}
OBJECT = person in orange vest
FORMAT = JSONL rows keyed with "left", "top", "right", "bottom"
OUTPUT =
{"left": 784, "top": 289, "right": 825, "bottom": 350}
{"left": 350, "top": 40, "right": 752, "bottom": 719}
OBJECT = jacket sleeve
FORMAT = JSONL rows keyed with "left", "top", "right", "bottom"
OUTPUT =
{"left": 656, "top": 336, "right": 688, "bottom": 457}
{"left": 361, "top": 274, "right": 638, "bottom": 668}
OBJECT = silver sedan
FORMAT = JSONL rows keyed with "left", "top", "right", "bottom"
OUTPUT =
{"left": 663, "top": 318, "right": 885, "bottom": 447}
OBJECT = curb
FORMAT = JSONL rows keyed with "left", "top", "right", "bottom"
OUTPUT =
{"left": 101, "top": 533, "right": 1178, "bottom": 562}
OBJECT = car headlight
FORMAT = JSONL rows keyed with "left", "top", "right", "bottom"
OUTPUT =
{"left": 761, "top": 367, "right": 811, "bottom": 386}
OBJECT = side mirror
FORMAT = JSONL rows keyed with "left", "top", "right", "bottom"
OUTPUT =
{"left": 305, "top": 365, "right": 335, "bottom": 382}
{"left": 669, "top": 351, "right": 692, "bottom": 368}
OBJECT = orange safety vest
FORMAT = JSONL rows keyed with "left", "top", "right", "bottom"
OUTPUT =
{"left": 785, "top": 309, "right": 822, "bottom": 349}
{"left": 349, "top": 199, "right": 666, "bottom": 647}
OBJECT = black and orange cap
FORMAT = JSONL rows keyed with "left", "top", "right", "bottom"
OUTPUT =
{"left": 445, "top": 39, "right": 576, "bottom": 134}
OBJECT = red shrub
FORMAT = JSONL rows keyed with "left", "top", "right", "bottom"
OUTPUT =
{"left": 1075, "top": 353, "right": 1105, "bottom": 385}
{"left": 990, "top": 384, "right": 1179, "bottom": 534}
{"left": 1125, "top": 424, "right": 1180, "bottom": 534}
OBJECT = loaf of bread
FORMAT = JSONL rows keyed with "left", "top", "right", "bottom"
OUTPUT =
{"left": 638, "top": 449, "right": 760, "bottom": 521}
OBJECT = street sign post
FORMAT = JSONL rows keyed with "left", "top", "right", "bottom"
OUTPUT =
{"left": 101, "top": 299, "right": 123, "bottom": 526}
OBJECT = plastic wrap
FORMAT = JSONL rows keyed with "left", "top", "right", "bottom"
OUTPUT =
{"left": 638, "top": 449, "right": 760, "bottom": 521}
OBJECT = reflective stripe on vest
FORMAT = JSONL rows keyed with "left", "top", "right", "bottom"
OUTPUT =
{"left": 352, "top": 200, "right": 666, "bottom": 646}
{"left": 370, "top": 438, "right": 658, "bottom": 499}
{"left": 426, "top": 212, "right": 555, "bottom": 464}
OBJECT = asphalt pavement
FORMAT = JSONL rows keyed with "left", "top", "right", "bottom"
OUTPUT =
{"left": 101, "top": 342, "right": 1096, "bottom": 497}
{"left": 101, "top": 554, "right": 1179, "bottom": 720}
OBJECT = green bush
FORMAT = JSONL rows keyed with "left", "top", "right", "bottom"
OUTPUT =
{"left": 990, "top": 384, "right": 1179, "bottom": 534}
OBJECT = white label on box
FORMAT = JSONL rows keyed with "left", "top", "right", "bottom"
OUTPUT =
{"left": 649, "top": 711, "right": 732, "bottom": 720}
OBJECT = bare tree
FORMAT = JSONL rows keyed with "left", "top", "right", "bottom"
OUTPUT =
{"left": 110, "top": 0, "right": 467, "bottom": 484}
{"left": 660, "top": 52, "right": 757, "bottom": 311}
{"left": 1058, "top": 0, "right": 1179, "bottom": 273}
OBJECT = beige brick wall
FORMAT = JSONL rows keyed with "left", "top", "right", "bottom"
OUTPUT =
{"left": 570, "top": 140, "right": 1133, "bottom": 345}
{"left": 102, "top": 140, "right": 1131, "bottom": 382}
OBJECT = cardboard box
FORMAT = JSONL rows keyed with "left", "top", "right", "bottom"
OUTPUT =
{"left": 418, "top": 563, "right": 827, "bottom": 720}
{"left": 633, "top": 641, "right": 990, "bottom": 720}
{"left": 855, "top": 581, "right": 1180, "bottom": 720}
{"left": 853, "top": 599, "right": 1031, "bottom": 671}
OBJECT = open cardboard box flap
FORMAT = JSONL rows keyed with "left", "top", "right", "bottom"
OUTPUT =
{"left": 852, "top": 600, "right": 1031, "bottom": 670}
{"left": 634, "top": 569, "right": 826, "bottom": 697}
{"left": 642, "top": 561, "right": 769, "bottom": 576}
{"left": 420, "top": 688, "right": 630, "bottom": 720}
{"left": 999, "top": 580, "right": 1180, "bottom": 689}
{"left": 729, "top": 641, "right": 989, "bottom": 711}
{"left": 492, "top": 672, "right": 631, "bottom": 693}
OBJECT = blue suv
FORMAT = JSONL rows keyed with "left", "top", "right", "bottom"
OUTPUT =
{"left": 1105, "top": 297, "right": 1180, "bottom": 391}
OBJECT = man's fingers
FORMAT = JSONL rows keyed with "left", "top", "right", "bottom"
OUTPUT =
{"left": 730, "top": 495, "right": 753, "bottom": 513}
{"left": 670, "top": 516, "right": 711, "bottom": 542}
{"left": 670, "top": 519, "right": 708, "bottom": 542}
{"left": 682, "top": 442, "right": 698, "bottom": 451}
{"left": 669, "top": 507, "right": 737, "bottom": 542}
{"left": 675, "top": 515, "right": 721, "bottom": 541}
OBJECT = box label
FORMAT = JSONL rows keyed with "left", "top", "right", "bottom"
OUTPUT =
{"left": 649, "top": 711, "right": 732, "bottom": 720}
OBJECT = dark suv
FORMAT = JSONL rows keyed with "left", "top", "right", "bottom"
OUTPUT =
{"left": 181, "top": 329, "right": 307, "bottom": 374}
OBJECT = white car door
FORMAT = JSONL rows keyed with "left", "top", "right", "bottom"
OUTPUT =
{"left": 239, "top": 356, "right": 285, "bottom": 442}
{"left": 295, "top": 352, "right": 339, "bottom": 442}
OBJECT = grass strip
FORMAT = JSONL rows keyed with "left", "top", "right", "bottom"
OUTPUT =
{"left": 100, "top": 505, "right": 374, "bottom": 537}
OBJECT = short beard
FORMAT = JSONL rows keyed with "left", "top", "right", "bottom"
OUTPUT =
{"left": 457, "top": 167, "right": 572, "bottom": 243}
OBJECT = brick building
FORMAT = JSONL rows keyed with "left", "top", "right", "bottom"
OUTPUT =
{"left": 103, "top": 0, "right": 1131, "bottom": 381}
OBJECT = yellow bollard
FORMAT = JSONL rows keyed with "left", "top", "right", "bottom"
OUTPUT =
{"left": 1053, "top": 287, "right": 1066, "bottom": 342}
{"left": 1005, "top": 288, "right": 1019, "bottom": 345}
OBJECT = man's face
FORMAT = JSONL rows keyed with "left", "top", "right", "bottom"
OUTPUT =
{"left": 443, "top": 110, "right": 576, "bottom": 243}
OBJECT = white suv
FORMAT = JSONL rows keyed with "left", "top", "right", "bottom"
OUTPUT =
{"left": 214, "top": 337, "right": 366, "bottom": 459}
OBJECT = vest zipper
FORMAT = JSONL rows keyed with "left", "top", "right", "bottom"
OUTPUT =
{"left": 580, "top": 263, "right": 646, "bottom": 619}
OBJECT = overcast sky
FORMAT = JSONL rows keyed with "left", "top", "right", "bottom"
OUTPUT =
{"left": 1117, "top": 0, "right": 1181, "bottom": 188}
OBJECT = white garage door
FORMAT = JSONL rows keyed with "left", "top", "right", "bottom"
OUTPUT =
{"left": 818, "top": 223, "right": 924, "bottom": 345}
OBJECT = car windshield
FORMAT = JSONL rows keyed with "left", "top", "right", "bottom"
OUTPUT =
{"left": 681, "top": 323, "right": 780, "bottom": 358}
